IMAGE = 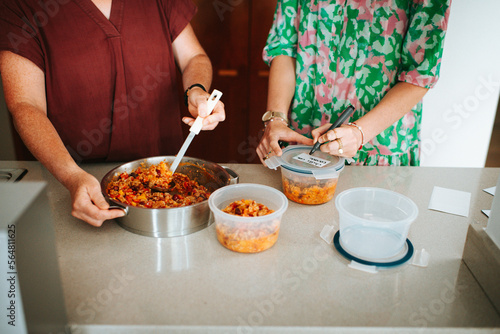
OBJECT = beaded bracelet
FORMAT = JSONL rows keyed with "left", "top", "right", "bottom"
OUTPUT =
{"left": 184, "top": 83, "right": 206, "bottom": 107}
{"left": 347, "top": 122, "right": 365, "bottom": 150}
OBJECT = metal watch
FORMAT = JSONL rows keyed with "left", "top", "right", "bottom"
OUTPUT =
{"left": 262, "top": 111, "right": 288, "bottom": 124}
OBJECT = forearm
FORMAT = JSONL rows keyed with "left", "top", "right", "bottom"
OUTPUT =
{"left": 266, "top": 55, "right": 296, "bottom": 113}
{"left": 10, "top": 103, "right": 83, "bottom": 187}
{"left": 257, "top": 56, "right": 313, "bottom": 163}
{"left": 180, "top": 54, "right": 212, "bottom": 91}
{"left": 355, "top": 82, "right": 429, "bottom": 143}
{"left": 2, "top": 51, "right": 123, "bottom": 226}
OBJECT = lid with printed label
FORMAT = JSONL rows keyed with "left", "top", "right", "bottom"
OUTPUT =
{"left": 266, "top": 145, "right": 345, "bottom": 179}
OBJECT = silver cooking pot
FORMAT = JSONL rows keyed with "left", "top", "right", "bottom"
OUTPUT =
{"left": 100, "top": 156, "right": 238, "bottom": 238}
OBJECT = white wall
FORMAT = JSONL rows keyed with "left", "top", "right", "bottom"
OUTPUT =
{"left": 421, "top": 0, "right": 500, "bottom": 167}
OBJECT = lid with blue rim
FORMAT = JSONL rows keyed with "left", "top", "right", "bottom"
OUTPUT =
{"left": 266, "top": 145, "right": 345, "bottom": 179}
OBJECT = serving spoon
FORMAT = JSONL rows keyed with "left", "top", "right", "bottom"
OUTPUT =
{"left": 150, "top": 180, "right": 178, "bottom": 194}
{"left": 151, "top": 89, "right": 223, "bottom": 193}
{"left": 170, "top": 89, "right": 223, "bottom": 173}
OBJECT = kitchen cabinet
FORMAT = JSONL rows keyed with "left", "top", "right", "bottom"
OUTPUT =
{"left": 185, "top": 0, "right": 277, "bottom": 163}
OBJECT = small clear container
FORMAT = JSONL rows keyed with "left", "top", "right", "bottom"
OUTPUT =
{"left": 208, "top": 184, "right": 288, "bottom": 253}
{"left": 335, "top": 187, "right": 419, "bottom": 261}
{"left": 266, "top": 145, "right": 345, "bottom": 205}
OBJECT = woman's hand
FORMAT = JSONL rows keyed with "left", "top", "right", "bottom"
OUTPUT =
{"left": 311, "top": 124, "right": 363, "bottom": 158}
{"left": 172, "top": 23, "right": 224, "bottom": 131}
{"left": 64, "top": 170, "right": 126, "bottom": 227}
{"left": 257, "top": 120, "right": 313, "bottom": 166}
{"left": 182, "top": 87, "right": 225, "bottom": 130}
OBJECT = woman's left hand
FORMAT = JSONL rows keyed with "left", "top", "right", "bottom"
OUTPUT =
{"left": 311, "top": 124, "right": 362, "bottom": 158}
{"left": 182, "top": 87, "right": 225, "bottom": 130}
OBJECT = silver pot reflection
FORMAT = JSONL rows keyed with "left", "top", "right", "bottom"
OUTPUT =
{"left": 100, "top": 156, "right": 238, "bottom": 238}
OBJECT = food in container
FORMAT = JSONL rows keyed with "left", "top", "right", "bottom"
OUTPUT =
{"left": 281, "top": 169, "right": 338, "bottom": 205}
{"left": 335, "top": 187, "right": 418, "bottom": 260}
{"left": 106, "top": 161, "right": 211, "bottom": 209}
{"left": 208, "top": 184, "right": 288, "bottom": 253}
{"left": 215, "top": 219, "right": 280, "bottom": 253}
{"left": 265, "top": 145, "right": 345, "bottom": 205}
{"left": 222, "top": 199, "right": 274, "bottom": 217}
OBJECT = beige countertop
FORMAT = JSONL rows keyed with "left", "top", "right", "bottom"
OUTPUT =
{"left": 3, "top": 161, "right": 500, "bottom": 333}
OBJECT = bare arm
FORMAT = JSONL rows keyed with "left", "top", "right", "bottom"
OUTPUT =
{"left": 355, "top": 82, "right": 428, "bottom": 141}
{"left": 256, "top": 55, "right": 313, "bottom": 164}
{"left": 0, "top": 51, "right": 124, "bottom": 226}
{"left": 266, "top": 55, "right": 296, "bottom": 115}
{"left": 312, "top": 82, "right": 428, "bottom": 157}
{"left": 172, "top": 23, "right": 224, "bottom": 130}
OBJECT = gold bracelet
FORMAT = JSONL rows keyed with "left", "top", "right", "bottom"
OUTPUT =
{"left": 347, "top": 122, "right": 364, "bottom": 150}
{"left": 264, "top": 117, "right": 288, "bottom": 127}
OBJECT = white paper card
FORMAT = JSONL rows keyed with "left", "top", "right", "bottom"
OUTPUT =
{"left": 428, "top": 186, "right": 471, "bottom": 217}
{"left": 293, "top": 153, "right": 331, "bottom": 168}
{"left": 482, "top": 209, "right": 491, "bottom": 218}
{"left": 483, "top": 186, "right": 496, "bottom": 196}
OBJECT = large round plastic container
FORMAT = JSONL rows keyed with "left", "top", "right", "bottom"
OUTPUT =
{"left": 208, "top": 183, "right": 288, "bottom": 253}
{"left": 335, "top": 187, "right": 418, "bottom": 260}
{"left": 266, "top": 145, "right": 345, "bottom": 205}
{"left": 281, "top": 167, "right": 342, "bottom": 205}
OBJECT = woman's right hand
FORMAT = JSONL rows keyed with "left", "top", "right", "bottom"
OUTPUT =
{"left": 64, "top": 170, "right": 126, "bottom": 227}
{"left": 257, "top": 119, "right": 313, "bottom": 166}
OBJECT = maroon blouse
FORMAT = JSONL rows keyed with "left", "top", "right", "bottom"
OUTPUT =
{"left": 0, "top": 0, "right": 196, "bottom": 162}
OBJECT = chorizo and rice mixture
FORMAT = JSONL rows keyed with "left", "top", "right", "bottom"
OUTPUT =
{"left": 222, "top": 199, "right": 274, "bottom": 217}
{"left": 106, "top": 161, "right": 211, "bottom": 208}
{"left": 217, "top": 199, "right": 278, "bottom": 253}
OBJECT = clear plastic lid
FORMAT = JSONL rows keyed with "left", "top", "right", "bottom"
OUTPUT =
{"left": 266, "top": 145, "right": 345, "bottom": 179}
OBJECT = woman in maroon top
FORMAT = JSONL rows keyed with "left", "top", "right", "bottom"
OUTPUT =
{"left": 0, "top": 0, "right": 225, "bottom": 226}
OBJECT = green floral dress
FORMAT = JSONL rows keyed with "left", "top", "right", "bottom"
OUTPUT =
{"left": 263, "top": 0, "right": 451, "bottom": 166}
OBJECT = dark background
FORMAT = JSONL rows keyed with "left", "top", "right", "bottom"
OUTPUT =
{"left": 182, "top": 0, "right": 278, "bottom": 164}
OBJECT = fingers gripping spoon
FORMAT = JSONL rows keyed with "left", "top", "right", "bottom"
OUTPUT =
{"left": 170, "top": 89, "right": 223, "bottom": 173}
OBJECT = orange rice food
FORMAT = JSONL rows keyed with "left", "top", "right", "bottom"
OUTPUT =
{"left": 222, "top": 199, "right": 274, "bottom": 217}
{"left": 106, "top": 161, "right": 211, "bottom": 208}
{"left": 282, "top": 175, "right": 338, "bottom": 205}
{"left": 216, "top": 199, "right": 278, "bottom": 253}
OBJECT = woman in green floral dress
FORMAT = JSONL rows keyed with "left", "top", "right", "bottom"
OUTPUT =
{"left": 257, "top": 0, "right": 451, "bottom": 166}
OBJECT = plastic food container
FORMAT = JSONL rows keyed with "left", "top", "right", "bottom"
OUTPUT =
{"left": 266, "top": 145, "right": 345, "bottom": 205}
{"left": 335, "top": 187, "right": 419, "bottom": 260}
{"left": 208, "top": 183, "right": 288, "bottom": 253}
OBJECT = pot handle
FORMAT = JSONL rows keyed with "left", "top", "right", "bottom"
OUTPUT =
{"left": 222, "top": 166, "right": 239, "bottom": 184}
{"left": 106, "top": 199, "right": 129, "bottom": 216}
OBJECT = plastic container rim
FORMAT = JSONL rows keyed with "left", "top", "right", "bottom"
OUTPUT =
{"left": 208, "top": 183, "right": 289, "bottom": 223}
{"left": 281, "top": 163, "right": 344, "bottom": 176}
{"left": 335, "top": 187, "right": 419, "bottom": 226}
{"left": 279, "top": 145, "right": 345, "bottom": 175}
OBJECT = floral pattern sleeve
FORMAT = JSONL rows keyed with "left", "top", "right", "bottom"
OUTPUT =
{"left": 399, "top": 0, "right": 451, "bottom": 89}
{"left": 263, "top": 0, "right": 299, "bottom": 65}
